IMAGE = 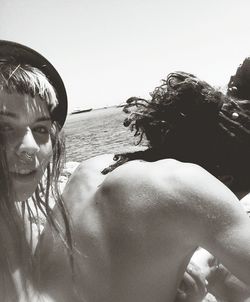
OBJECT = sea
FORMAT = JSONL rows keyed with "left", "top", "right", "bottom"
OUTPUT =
{"left": 64, "top": 106, "right": 147, "bottom": 163}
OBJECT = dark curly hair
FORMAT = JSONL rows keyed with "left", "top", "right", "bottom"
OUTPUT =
{"left": 227, "top": 57, "right": 250, "bottom": 100}
{"left": 102, "top": 71, "right": 250, "bottom": 193}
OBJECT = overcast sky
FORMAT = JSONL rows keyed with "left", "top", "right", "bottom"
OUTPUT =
{"left": 1, "top": 0, "right": 250, "bottom": 111}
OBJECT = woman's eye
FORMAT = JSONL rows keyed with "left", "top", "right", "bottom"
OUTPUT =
{"left": 33, "top": 126, "right": 49, "bottom": 134}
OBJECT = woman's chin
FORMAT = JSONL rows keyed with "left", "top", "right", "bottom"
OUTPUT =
{"left": 10, "top": 172, "right": 41, "bottom": 201}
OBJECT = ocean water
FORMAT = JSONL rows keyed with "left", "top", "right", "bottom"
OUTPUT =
{"left": 64, "top": 107, "right": 146, "bottom": 162}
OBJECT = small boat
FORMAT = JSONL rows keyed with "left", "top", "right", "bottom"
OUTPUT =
{"left": 70, "top": 108, "right": 93, "bottom": 115}
{"left": 116, "top": 103, "right": 126, "bottom": 108}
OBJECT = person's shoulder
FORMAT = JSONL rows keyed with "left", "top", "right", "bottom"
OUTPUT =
{"left": 94, "top": 159, "right": 232, "bottom": 243}
{"left": 66, "top": 154, "right": 114, "bottom": 182}
{"left": 97, "top": 159, "right": 194, "bottom": 205}
{"left": 75, "top": 154, "right": 115, "bottom": 174}
{"left": 150, "top": 159, "right": 235, "bottom": 203}
{"left": 101, "top": 158, "right": 212, "bottom": 195}
{"left": 62, "top": 154, "right": 115, "bottom": 201}
{"left": 99, "top": 158, "right": 237, "bottom": 215}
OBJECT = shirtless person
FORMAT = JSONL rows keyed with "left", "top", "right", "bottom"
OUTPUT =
{"left": 36, "top": 72, "right": 250, "bottom": 302}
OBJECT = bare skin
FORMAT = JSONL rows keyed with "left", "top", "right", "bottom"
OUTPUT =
{"left": 176, "top": 189, "right": 250, "bottom": 302}
{"left": 175, "top": 260, "right": 208, "bottom": 302}
{"left": 182, "top": 249, "right": 250, "bottom": 302}
{"left": 35, "top": 154, "right": 250, "bottom": 302}
{"left": 178, "top": 195, "right": 250, "bottom": 302}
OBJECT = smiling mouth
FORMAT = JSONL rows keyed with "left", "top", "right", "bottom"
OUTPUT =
{"left": 10, "top": 169, "right": 37, "bottom": 179}
{"left": 15, "top": 169, "right": 35, "bottom": 175}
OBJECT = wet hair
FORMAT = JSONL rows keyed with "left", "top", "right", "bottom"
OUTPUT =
{"left": 0, "top": 59, "right": 58, "bottom": 116}
{"left": 0, "top": 60, "right": 73, "bottom": 299}
{"left": 102, "top": 71, "right": 250, "bottom": 193}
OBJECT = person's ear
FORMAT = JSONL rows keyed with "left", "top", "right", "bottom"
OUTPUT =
{"left": 218, "top": 175, "right": 234, "bottom": 187}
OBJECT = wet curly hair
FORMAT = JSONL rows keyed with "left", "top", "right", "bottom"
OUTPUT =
{"left": 102, "top": 71, "right": 250, "bottom": 192}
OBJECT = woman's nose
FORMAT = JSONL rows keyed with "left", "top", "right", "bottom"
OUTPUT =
{"left": 16, "top": 128, "right": 40, "bottom": 157}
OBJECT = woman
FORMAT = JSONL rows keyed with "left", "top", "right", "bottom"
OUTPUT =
{"left": 0, "top": 40, "right": 71, "bottom": 301}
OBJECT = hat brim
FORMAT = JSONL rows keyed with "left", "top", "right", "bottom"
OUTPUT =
{"left": 0, "top": 40, "right": 68, "bottom": 128}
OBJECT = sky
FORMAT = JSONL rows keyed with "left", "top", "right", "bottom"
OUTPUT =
{"left": 1, "top": 0, "right": 250, "bottom": 112}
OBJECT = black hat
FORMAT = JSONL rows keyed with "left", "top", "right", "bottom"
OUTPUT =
{"left": 0, "top": 40, "right": 68, "bottom": 128}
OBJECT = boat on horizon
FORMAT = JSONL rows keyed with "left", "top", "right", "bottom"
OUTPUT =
{"left": 70, "top": 108, "right": 93, "bottom": 115}
{"left": 116, "top": 103, "right": 126, "bottom": 108}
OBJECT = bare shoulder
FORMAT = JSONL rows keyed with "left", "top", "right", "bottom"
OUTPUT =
{"left": 97, "top": 159, "right": 240, "bottom": 231}
{"left": 100, "top": 158, "right": 233, "bottom": 204}
{"left": 72, "top": 154, "right": 115, "bottom": 177}
{"left": 62, "top": 154, "right": 115, "bottom": 204}
{"left": 96, "top": 158, "right": 198, "bottom": 212}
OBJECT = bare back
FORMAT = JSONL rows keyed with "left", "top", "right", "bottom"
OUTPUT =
{"left": 34, "top": 155, "right": 250, "bottom": 302}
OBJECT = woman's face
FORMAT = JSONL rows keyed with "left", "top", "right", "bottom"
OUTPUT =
{"left": 0, "top": 91, "right": 53, "bottom": 201}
